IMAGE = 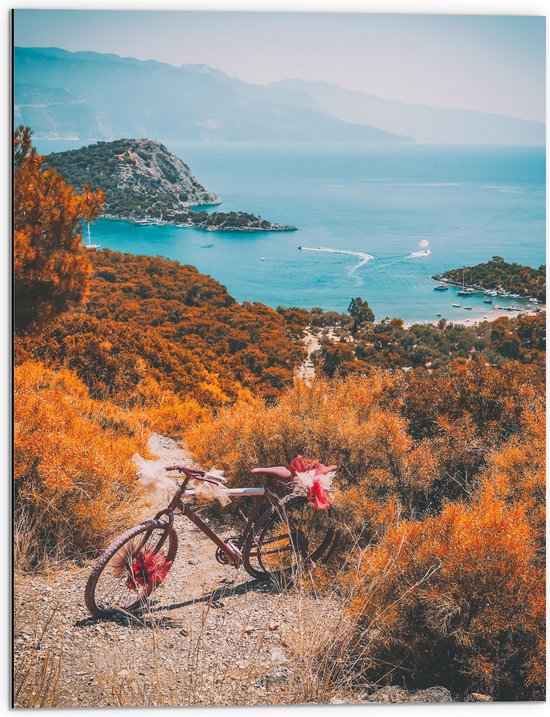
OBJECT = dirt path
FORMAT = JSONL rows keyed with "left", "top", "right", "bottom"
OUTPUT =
{"left": 296, "top": 329, "right": 321, "bottom": 381}
{"left": 14, "top": 436, "right": 343, "bottom": 708}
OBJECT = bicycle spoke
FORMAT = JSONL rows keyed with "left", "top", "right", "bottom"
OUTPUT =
{"left": 89, "top": 525, "right": 175, "bottom": 614}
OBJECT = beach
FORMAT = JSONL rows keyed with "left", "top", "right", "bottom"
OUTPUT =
{"left": 403, "top": 307, "right": 544, "bottom": 330}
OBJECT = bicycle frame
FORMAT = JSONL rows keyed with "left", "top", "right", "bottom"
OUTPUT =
{"left": 152, "top": 467, "right": 285, "bottom": 568}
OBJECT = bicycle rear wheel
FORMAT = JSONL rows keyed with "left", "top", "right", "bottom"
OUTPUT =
{"left": 84, "top": 519, "right": 178, "bottom": 617}
{"left": 243, "top": 495, "right": 338, "bottom": 581}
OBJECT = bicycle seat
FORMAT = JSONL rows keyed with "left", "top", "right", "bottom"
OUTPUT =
{"left": 250, "top": 466, "right": 292, "bottom": 480}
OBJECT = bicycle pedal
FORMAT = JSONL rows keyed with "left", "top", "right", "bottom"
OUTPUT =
{"left": 226, "top": 540, "right": 242, "bottom": 559}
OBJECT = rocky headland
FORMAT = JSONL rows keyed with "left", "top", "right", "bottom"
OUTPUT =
{"left": 45, "top": 138, "right": 296, "bottom": 232}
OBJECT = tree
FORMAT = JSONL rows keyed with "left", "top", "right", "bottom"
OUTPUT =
{"left": 348, "top": 297, "right": 375, "bottom": 333}
{"left": 13, "top": 127, "right": 104, "bottom": 331}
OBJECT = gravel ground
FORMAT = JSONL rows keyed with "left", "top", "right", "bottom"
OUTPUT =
{"left": 14, "top": 519, "right": 345, "bottom": 708}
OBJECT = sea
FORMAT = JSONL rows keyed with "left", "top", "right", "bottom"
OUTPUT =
{"left": 35, "top": 140, "right": 546, "bottom": 323}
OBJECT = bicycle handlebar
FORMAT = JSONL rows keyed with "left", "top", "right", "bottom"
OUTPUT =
{"left": 164, "top": 465, "right": 228, "bottom": 485}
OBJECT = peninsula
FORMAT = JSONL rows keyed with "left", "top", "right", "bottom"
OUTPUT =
{"left": 432, "top": 257, "right": 545, "bottom": 302}
{"left": 45, "top": 138, "right": 297, "bottom": 232}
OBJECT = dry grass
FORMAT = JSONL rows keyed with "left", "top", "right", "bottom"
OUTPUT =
{"left": 13, "top": 609, "right": 63, "bottom": 709}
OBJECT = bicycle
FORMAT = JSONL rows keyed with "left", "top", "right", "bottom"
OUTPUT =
{"left": 84, "top": 462, "right": 339, "bottom": 617}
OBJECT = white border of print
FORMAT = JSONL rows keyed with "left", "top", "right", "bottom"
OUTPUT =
{"left": 3, "top": 2, "right": 548, "bottom": 717}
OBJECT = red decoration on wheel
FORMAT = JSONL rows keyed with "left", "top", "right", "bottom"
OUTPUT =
{"left": 126, "top": 548, "right": 173, "bottom": 591}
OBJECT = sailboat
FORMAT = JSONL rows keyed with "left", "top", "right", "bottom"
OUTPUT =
{"left": 457, "top": 266, "right": 475, "bottom": 296}
{"left": 84, "top": 221, "right": 100, "bottom": 250}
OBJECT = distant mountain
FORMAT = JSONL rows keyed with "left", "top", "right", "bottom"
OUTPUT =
{"left": 14, "top": 47, "right": 411, "bottom": 143}
{"left": 271, "top": 79, "right": 545, "bottom": 146}
{"left": 45, "top": 138, "right": 296, "bottom": 232}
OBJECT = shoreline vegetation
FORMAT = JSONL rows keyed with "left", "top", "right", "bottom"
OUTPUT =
{"left": 45, "top": 138, "right": 297, "bottom": 233}
{"left": 14, "top": 126, "right": 546, "bottom": 705}
{"left": 432, "top": 256, "right": 545, "bottom": 303}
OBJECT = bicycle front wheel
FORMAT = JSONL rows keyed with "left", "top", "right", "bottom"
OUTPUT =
{"left": 243, "top": 495, "right": 338, "bottom": 581}
{"left": 84, "top": 519, "right": 178, "bottom": 617}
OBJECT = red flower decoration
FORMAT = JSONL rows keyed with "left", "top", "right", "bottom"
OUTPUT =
{"left": 126, "top": 548, "right": 172, "bottom": 592}
{"left": 289, "top": 455, "right": 337, "bottom": 510}
{"left": 308, "top": 476, "right": 331, "bottom": 510}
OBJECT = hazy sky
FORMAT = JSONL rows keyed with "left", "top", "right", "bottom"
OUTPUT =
{"left": 13, "top": 10, "right": 546, "bottom": 122}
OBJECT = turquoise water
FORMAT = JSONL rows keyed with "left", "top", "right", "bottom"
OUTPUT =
{"left": 38, "top": 141, "right": 546, "bottom": 322}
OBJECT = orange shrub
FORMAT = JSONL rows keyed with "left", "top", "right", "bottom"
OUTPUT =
{"left": 14, "top": 361, "right": 150, "bottom": 567}
{"left": 343, "top": 410, "right": 545, "bottom": 700}
{"left": 18, "top": 312, "right": 243, "bottom": 408}
{"left": 186, "top": 373, "right": 438, "bottom": 511}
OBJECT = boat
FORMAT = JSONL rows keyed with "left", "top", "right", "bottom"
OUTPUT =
{"left": 83, "top": 221, "right": 100, "bottom": 250}
{"left": 464, "top": 306, "right": 472, "bottom": 311}
{"left": 457, "top": 289, "right": 475, "bottom": 297}
{"left": 135, "top": 213, "right": 156, "bottom": 225}
{"left": 436, "top": 313, "right": 442, "bottom": 317}
{"left": 261, "top": 257, "right": 266, "bottom": 262}
{"left": 433, "top": 285, "right": 449, "bottom": 291}
{"left": 298, "top": 246, "right": 302, "bottom": 250}
{"left": 452, "top": 304, "right": 461, "bottom": 308}
{"left": 484, "top": 299, "right": 492, "bottom": 304}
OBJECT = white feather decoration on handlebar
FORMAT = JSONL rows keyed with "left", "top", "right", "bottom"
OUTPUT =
{"left": 190, "top": 478, "right": 232, "bottom": 507}
{"left": 133, "top": 454, "right": 178, "bottom": 500}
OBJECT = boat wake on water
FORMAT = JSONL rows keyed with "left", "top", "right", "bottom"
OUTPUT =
{"left": 407, "top": 249, "right": 431, "bottom": 258}
{"left": 299, "top": 246, "right": 374, "bottom": 284}
{"left": 298, "top": 242, "right": 430, "bottom": 284}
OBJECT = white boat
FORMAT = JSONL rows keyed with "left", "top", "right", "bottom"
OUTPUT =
{"left": 452, "top": 304, "right": 461, "bottom": 308}
{"left": 464, "top": 306, "right": 472, "bottom": 311}
{"left": 135, "top": 213, "right": 156, "bottom": 225}
{"left": 83, "top": 221, "right": 100, "bottom": 250}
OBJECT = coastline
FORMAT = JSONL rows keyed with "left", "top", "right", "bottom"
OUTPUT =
{"left": 403, "top": 307, "right": 544, "bottom": 330}
{"left": 100, "top": 214, "right": 297, "bottom": 232}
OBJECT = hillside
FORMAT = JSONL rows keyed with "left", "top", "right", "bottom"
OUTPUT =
{"left": 271, "top": 79, "right": 546, "bottom": 146}
{"left": 14, "top": 47, "right": 412, "bottom": 144}
{"left": 16, "top": 249, "right": 306, "bottom": 404}
{"left": 45, "top": 139, "right": 296, "bottom": 231}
